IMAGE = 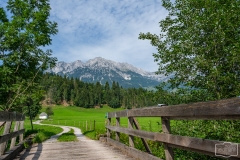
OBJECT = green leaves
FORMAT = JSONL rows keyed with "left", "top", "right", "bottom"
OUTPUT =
{"left": 0, "top": 0, "right": 57, "bottom": 111}
{"left": 139, "top": 0, "right": 240, "bottom": 99}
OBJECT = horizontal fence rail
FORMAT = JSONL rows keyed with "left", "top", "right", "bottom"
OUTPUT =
{"left": 0, "top": 111, "right": 25, "bottom": 160}
{"left": 105, "top": 97, "right": 240, "bottom": 160}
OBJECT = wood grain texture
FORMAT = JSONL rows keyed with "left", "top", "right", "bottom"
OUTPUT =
{"left": 19, "top": 121, "right": 24, "bottom": 142}
{"left": 133, "top": 117, "right": 152, "bottom": 153}
{"left": 10, "top": 121, "right": 20, "bottom": 149}
{"left": 107, "top": 97, "right": 240, "bottom": 119}
{"left": 128, "top": 117, "right": 134, "bottom": 148}
{"left": 0, "top": 142, "right": 24, "bottom": 160}
{"left": 107, "top": 118, "right": 111, "bottom": 138}
{"left": 0, "top": 129, "right": 25, "bottom": 144}
{"left": 0, "top": 122, "right": 12, "bottom": 155}
{"left": 106, "top": 125, "right": 240, "bottom": 158}
{"left": 106, "top": 137, "right": 162, "bottom": 160}
{"left": 161, "top": 117, "right": 174, "bottom": 160}
{"left": 0, "top": 112, "right": 25, "bottom": 121}
{"left": 116, "top": 118, "right": 120, "bottom": 141}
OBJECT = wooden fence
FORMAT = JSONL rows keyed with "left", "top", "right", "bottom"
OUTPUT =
{"left": 0, "top": 111, "right": 25, "bottom": 160}
{"left": 104, "top": 97, "right": 240, "bottom": 160}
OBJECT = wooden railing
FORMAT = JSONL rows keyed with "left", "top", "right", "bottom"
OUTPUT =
{"left": 105, "top": 97, "right": 240, "bottom": 160}
{"left": 0, "top": 111, "right": 25, "bottom": 160}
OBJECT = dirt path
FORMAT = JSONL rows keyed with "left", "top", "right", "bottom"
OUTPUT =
{"left": 33, "top": 120, "right": 88, "bottom": 143}
{"left": 16, "top": 121, "right": 134, "bottom": 160}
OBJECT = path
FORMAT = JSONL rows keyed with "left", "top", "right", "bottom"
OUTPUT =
{"left": 16, "top": 121, "right": 134, "bottom": 160}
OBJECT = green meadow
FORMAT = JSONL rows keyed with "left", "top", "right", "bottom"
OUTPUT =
{"left": 24, "top": 121, "right": 63, "bottom": 143}
{"left": 39, "top": 105, "right": 163, "bottom": 139}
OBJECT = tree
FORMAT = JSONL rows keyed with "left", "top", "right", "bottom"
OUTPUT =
{"left": 45, "top": 106, "right": 54, "bottom": 117}
{"left": 22, "top": 90, "right": 43, "bottom": 119}
{"left": 0, "top": 0, "right": 58, "bottom": 111}
{"left": 139, "top": 0, "right": 240, "bottom": 100}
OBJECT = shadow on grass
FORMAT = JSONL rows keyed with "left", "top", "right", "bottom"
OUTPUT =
{"left": 82, "top": 130, "right": 95, "bottom": 135}
{"left": 25, "top": 129, "right": 57, "bottom": 143}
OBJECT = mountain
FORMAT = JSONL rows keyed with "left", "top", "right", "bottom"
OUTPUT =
{"left": 46, "top": 57, "right": 170, "bottom": 88}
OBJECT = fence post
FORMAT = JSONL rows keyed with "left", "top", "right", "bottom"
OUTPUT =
{"left": 128, "top": 117, "right": 134, "bottom": 148}
{"left": 0, "top": 121, "right": 12, "bottom": 155}
{"left": 94, "top": 120, "right": 96, "bottom": 130}
{"left": 86, "top": 120, "right": 88, "bottom": 130}
{"left": 10, "top": 121, "right": 20, "bottom": 149}
{"left": 107, "top": 116, "right": 111, "bottom": 138}
{"left": 161, "top": 117, "right": 174, "bottom": 160}
{"left": 19, "top": 121, "right": 24, "bottom": 142}
{"left": 116, "top": 118, "right": 120, "bottom": 141}
{"left": 133, "top": 117, "right": 151, "bottom": 153}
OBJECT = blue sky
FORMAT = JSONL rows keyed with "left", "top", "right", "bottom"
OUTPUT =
{"left": 0, "top": 0, "right": 168, "bottom": 72}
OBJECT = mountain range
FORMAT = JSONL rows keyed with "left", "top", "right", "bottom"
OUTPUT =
{"left": 46, "top": 57, "right": 169, "bottom": 88}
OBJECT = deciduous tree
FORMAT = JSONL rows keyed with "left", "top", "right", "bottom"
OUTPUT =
{"left": 0, "top": 0, "right": 57, "bottom": 111}
{"left": 139, "top": 0, "right": 240, "bottom": 99}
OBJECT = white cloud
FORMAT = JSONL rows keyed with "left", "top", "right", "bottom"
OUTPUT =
{"left": 1, "top": 0, "right": 168, "bottom": 72}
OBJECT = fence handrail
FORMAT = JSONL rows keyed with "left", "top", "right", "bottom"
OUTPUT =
{"left": 107, "top": 97, "right": 240, "bottom": 120}
{"left": 0, "top": 111, "right": 25, "bottom": 121}
{"left": 105, "top": 97, "right": 240, "bottom": 160}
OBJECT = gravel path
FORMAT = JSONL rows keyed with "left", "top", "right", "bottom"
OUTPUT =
{"left": 33, "top": 120, "right": 88, "bottom": 143}
{"left": 16, "top": 121, "right": 134, "bottom": 160}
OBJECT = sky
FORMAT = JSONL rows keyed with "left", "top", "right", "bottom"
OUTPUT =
{"left": 0, "top": 0, "right": 168, "bottom": 72}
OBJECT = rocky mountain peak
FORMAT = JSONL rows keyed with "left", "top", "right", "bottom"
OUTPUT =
{"left": 47, "top": 57, "right": 169, "bottom": 88}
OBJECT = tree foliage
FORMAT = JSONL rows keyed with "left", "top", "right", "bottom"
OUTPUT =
{"left": 45, "top": 106, "right": 54, "bottom": 117}
{"left": 139, "top": 0, "right": 240, "bottom": 100}
{"left": 41, "top": 73, "right": 156, "bottom": 108}
{"left": 0, "top": 0, "right": 57, "bottom": 111}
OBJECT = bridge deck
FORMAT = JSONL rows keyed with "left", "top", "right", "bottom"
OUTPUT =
{"left": 15, "top": 122, "right": 134, "bottom": 160}
{"left": 17, "top": 140, "right": 134, "bottom": 160}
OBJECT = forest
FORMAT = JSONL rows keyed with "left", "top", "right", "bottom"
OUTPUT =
{"left": 40, "top": 73, "right": 157, "bottom": 108}
{"left": 40, "top": 73, "right": 217, "bottom": 110}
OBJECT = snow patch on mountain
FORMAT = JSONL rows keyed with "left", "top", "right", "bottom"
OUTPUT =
{"left": 46, "top": 57, "right": 170, "bottom": 88}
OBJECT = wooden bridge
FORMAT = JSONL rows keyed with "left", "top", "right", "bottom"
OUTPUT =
{"left": 0, "top": 97, "right": 240, "bottom": 160}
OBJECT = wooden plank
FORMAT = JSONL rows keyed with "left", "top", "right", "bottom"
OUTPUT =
{"left": 116, "top": 118, "right": 120, "bottom": 141}
{"left": 106, "top": 137, "right": 162, "bottom": 160}
{"left": 107, "top": 118, "right": 111, "bottom": 138}
{"left": 10, "top": 121, "right": 20, "bottom": 149}
{"left": 0, "top": 129, "right": 25, "bottom": 144}
{"left": 128, "top": 98, "right": 240, "bottom": 117}
{"left": 0, "top": 122, "right": 12, "bottom": 155}
{"left": 19, "top": 121, "right": 24, "bottom": 142}
{"left": 0, "top": 142, "right": 24, "bottom": 160}
{"left": 106, "top": 125, "right": 155, "bottom": 140}
{"left": 106, "top": 125, "right": 240, "bottom": 158}
{"left": 128, "top": 117, "right": 134, "bottom": 148}
{"left": 133, "top": 117, "right": 152, "bottom": 153}
{"left": 166, "top": 115, "right": 240, "bottom": 120}
{"left": 155, "top": 134, "right": 240, "bottom": 158}
{"left": 120, "top": 97, "right": 240, "bottom": 119}
{"left": 161, "top": 117, "right": 174, "bottom": 160}
{"left": 108, "top": 110, "right": 128, "bottom": 118}
{"left": 0, "top": 112, "right": 25, "bottom": 121}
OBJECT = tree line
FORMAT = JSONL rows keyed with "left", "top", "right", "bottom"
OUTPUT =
{"left": 40, "top": 73, "right": 158, "bottom": 108}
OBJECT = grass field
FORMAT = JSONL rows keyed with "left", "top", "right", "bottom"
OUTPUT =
{"left": 57, "top": 128, "right": 77, "bottom": 142}
{"left": 24, "top": 121, "right": 63, "bottom": 143}
{"left": 40, "top": 105, "right": 163, "bottom": 139}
